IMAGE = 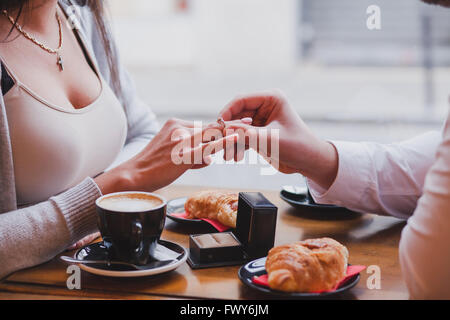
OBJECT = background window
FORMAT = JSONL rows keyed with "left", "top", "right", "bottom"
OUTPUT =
{"left": 109, "top": 0, "right": 446, "bottom": 189}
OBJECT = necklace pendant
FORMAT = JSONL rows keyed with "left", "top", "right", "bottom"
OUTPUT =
{"left": 57, "top": 54, "right": 64, "bottom": 71}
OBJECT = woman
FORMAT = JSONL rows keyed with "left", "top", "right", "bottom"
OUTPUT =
{"left": 0, "top": 0, "right": 228, "bottom": 278}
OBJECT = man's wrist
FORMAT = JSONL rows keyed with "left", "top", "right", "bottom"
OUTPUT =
{"left": 316, "top": 141, "right": 339, "bottom": 189}
{"left": 298, "top": 140, "right": 338, "bottom": 190}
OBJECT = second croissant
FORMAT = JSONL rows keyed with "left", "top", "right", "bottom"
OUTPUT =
{"left": 184, "top": 191, "right": 239, "bottom": 228}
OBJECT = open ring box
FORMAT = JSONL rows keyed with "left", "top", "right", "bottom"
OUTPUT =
{"left": 187, "top": 192, "right": 278, "bottom": 269}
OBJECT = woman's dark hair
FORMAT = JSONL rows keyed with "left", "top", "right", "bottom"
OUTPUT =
{"left": 1, "top": 0, "right": 121, "bottom": 98}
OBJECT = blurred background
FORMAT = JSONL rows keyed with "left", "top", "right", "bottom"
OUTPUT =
{"left": 108, "top": 0, "right": 449, "bottom": 190}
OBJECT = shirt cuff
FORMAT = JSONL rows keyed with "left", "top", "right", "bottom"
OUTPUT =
{"left": 49, "top": 177, "right": 103, "bottom": 244}
{"left": 307, "top": 140, "right": 372, "bottom": 209}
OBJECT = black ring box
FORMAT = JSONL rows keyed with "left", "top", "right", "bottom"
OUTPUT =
{"left": 187, "top": 232, "right": 247, "bottom": 269}
{"left": 187, "top": 192, "right": 277, "bottom": 269}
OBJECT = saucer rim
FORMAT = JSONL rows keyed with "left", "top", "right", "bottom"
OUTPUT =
{"left": 73, "top": 239, "right": 188, "bottom": 277}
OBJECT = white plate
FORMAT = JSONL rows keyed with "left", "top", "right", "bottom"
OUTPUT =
{"left": 74, "top": 240, "right": 188, "bottom": 277}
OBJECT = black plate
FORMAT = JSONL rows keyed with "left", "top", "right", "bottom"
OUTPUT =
{"left": 280, "top": 189, "right": 355, "bottom": 215}
{"left": 238, "top": 257, "right": 360, "bottom": 299}
{"left": 166, "top": 197, "right": 208, "bottom": 226}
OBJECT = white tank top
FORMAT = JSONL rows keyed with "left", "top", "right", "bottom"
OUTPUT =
{"left": 2, "top": 44, "right": 127, "bottom": 206}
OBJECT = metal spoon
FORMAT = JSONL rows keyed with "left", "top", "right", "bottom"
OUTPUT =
{"left": 60, "top": 256, "right": 175, "bottom": 271}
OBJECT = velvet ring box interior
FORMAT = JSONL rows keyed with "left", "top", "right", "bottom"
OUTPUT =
{"left": 187, "top": 192, "right": 278, "bottom": 269}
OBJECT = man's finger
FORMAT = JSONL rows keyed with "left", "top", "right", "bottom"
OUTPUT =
{"left": 219, "top": 93, "right": 280, "bottom": 121}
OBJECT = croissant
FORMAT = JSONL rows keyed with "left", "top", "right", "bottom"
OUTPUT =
{"left": 265, "top": 238, "right": 349, "bottom": 293}
{"left": 184, "top": 191, "right": 239, "bottom": 228}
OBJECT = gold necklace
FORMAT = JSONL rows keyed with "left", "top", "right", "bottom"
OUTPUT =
{"left": 2, "top": 9, "right": 64, "bottom": 71}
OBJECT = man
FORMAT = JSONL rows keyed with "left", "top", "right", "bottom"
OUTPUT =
{"left": 218, "top": 0, "right": 450, "bottom": 299}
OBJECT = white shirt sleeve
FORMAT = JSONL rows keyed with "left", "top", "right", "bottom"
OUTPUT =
{"left": 399, "top": 112, "right": 450, "bottom": 299}
{"left": 307, "top": 131, "right": 442, "bottom": 219}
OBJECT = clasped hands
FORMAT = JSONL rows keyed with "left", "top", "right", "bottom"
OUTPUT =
{"left": 96, "top": 90, "right": 339, "bottom": 198}
{"left": 75, "top": 91, "right": 340, "bottom": 251}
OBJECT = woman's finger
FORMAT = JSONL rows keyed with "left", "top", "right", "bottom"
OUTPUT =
{"left": 166, "top": 118, "right": 195, "bottom": 128}
{"left": 221, "top": 121, "right": 263, "bottom": 162}
{"left": 173, "top": 123, "right": 225, "bottom": 146}
{"left": 66, "top": 232, "right": 101, "bottom": 251}
{"left": 202, "top": 123, "right": 225, "bottom": 143}
{"left": 191, "top": 133, "right": 238, "bottom": 166}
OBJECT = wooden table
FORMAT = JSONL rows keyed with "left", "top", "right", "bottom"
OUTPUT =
{"left": 0, "top": 185, "right": 409, "bottom": 300}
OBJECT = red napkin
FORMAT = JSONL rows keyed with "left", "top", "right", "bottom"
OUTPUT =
{"left": 252, "top": 265, "right": 366, "bottom": 293}
{"left": 171, "top": 211, "right": 231, "bottom": 232}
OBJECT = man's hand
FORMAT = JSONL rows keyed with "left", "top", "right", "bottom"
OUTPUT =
{"left": 219, "top": 91, "right": 339, "bottom": 189}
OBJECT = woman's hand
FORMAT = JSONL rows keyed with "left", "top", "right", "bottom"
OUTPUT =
{"left": 66, "top": 232, "right": 101, "bottom": 251}
{"left": 95, "top": 118, "right": 234, "bottom": 194}
{"left": 219, "top": 91, "right": 339, "bottom": 189}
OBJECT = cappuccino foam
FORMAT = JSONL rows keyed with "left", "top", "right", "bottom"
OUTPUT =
{"left": 99, "top": 194, "right": 163, "bottom": 212}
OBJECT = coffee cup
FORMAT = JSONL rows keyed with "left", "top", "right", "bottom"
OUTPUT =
{"left": 95, "top": 191, "right": 167, "bottom": 265}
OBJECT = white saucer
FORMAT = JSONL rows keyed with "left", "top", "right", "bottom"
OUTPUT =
{"left": 73, "top": 240, "right": 188, "bottom": 277}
